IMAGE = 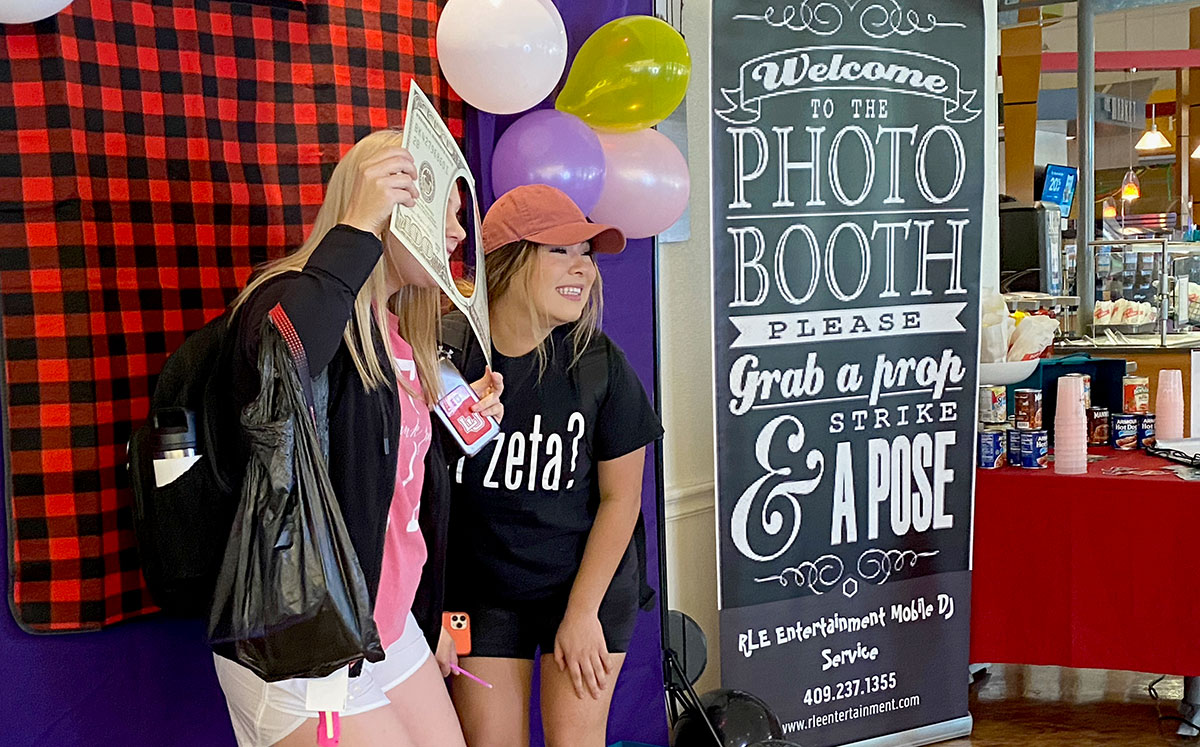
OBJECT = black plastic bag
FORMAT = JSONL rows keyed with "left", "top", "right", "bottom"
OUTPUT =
{"left": 207, "top": 306, "right": 383, "bottom": 681}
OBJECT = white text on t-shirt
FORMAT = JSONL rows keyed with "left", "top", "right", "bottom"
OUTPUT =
{"left": 459, "top": 412, "right": 587, "bottom": 492}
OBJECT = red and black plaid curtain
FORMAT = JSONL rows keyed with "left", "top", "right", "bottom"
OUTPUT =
{"left": 1, "top": 0, "right": 463, "bottom": 632}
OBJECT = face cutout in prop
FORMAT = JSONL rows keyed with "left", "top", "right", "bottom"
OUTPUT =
{"left": 389, "top": 82, "right": 492, "bottom": 366}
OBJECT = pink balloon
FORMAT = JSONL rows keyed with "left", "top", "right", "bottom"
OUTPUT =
{"left": 589, "top": 130, "right": 689, "bottom": 239}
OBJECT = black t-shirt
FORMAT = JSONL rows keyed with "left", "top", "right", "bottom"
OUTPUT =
{"left": 446, "top": 324, "right": 663, "bottom": 603}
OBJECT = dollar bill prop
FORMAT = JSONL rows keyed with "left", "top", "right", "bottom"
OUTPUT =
{"left": 390, "top": 81, "right": 491, "bottom": 366}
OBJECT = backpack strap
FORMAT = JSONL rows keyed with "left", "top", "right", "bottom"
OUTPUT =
{"left": 571, "top": 338, "right": 609, "bottom": 418}
{"left": 573, "top": 336, "right": 656, "bottom": 612}
{"left": 632, "top": 511, "right": 655, "bottom": 610}
{"left": 439, "top": 311, "right": 474, "bottom": 371}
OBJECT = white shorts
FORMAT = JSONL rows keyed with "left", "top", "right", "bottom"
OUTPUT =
{"left": 214, "top": 612, "right": 430, "bottom": 747}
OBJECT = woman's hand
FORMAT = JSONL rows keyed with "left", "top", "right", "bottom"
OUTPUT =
{"left": 553, "top": 607, "right": 611, "bottom": 700}
{"left": 470, "top": 367, "right": 504, "bottom": 423}
{"left": 435, "top": 625, "right": 459, "bottom": 678}
{"left": 341, "top": 147, "right": 420, "bottom": 235}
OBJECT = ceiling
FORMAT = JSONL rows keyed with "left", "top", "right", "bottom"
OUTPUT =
{"left": 1026, "top": 3, "right": 1198, "bottom": 98}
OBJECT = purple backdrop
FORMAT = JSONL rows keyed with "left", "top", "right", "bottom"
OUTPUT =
{"left": 465, "top": 1, "right": 667, "bottom": 744}
{"left": 1, "top": 1, "right": 668, "bottom": 745}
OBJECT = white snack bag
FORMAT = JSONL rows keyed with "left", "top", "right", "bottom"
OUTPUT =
{"left": 980, "top": 323, "right": 1008, "bottom": 363}
{"left": 979, "top": 289, "right": 1013, "bottom": 363}
{"left": 1007, "top": 315, "right": 1059, "bottom": 361}
{"left": 1113, "top": 298, "right": 1131, "bottom": 324}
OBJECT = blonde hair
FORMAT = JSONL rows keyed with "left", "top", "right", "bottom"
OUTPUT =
{"left": 485, "top": 240, "right": 603, "bottom": 373}
{"left": 231, "top": 130, "right": 441, "bottom": 403}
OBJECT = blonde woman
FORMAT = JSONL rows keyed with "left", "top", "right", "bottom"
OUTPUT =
{"left": 441, "top": 185, "right": 662, "bottom": 747}
{"left": 211, "top": 130, "right": 501, "bottom": 747}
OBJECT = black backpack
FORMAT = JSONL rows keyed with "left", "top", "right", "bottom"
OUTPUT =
{"left": 127, "top": 314, "right": 240, "bottom": 617}
{"left": 440, "top": 312, "right": 656, "bottom": 611}
{"left": 129, "top": 310, "right": 335, "bottom": 619}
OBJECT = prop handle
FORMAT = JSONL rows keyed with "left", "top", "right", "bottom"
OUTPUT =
{"left": 450, "top": 663, "right": 494, "bottom": 688}
{"left": 317, "top": 712, "right": 340, "bottom": 746}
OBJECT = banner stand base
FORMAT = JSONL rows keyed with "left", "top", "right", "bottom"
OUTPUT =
{"left": 843, "top": 715, "right": 973, "bottom": 747}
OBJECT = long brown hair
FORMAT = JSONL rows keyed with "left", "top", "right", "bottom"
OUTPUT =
{"left": 230, "top": 130, "right": 441, "bottom": 403}
{"left": 485, "top": 239, "right": 603, "bottom": 373}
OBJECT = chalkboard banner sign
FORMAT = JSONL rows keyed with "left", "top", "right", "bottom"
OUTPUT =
{"left": 710, "top": 2, "right": 984, "bottom": 744}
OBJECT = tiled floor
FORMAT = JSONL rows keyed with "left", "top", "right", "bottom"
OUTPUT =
{"left": 942, "top": 665, "right": 1195, "bottom": 746}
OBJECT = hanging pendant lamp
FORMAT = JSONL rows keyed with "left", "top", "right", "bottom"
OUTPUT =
{"left": 1122, "top": 63, "right": 1140, "bottom": 202}
{"left": 1120, "top": 168, "right": 1140, "bottom": 202}
{"left": 1135, "top": 103, "right": 1171, "bottom": 151}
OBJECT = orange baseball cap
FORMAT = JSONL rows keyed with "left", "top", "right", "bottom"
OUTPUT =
{"left": 482, "top": 184, "right": 626, "bottom": 255}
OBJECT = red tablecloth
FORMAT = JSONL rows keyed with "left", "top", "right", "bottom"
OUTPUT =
{"left": 971, "top": 448, "right": 1200, "bottom": 675}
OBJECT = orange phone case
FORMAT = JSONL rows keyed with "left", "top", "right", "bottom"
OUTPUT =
{"left": 443, "top": 611, "right": 472, "bottom": 656}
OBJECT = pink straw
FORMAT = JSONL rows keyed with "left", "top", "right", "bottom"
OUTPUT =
{"left": 449, "top": 663, "right": 494, "bottom": 688}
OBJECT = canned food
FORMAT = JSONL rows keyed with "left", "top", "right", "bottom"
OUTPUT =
{"left": 1111, "top": 413, "right": 1139, "bottom": 450}
{"left": 1063, "top": 373, "right": 1091, "bottom": 409}
{"left": 978, "top": 385, "right": 1007, "bottom": 424}
{"left": 1020, "top": 430, "right": 1049, "bottom": 469}
{"left": 978, "top": 429, "right": 1006, "bottom": 469}
{"left": 1015, "top": 389, "right": 1043, "bottom": 430}
{"left": 1086, "top": 407, "right": 1110, "bottom": 446}
{"left": 1138, "top": 413, "right": 1156, "bottom": 449}
{"left": 1006, "top": 426, "right": 1023, "bottom": 466}
{"left": 1123, "top": 375, "right": 1150, "bottom": 414}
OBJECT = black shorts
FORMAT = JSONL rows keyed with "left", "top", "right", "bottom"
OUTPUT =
{"left": 457, "top": 566, "right": 640, "bottom": 660}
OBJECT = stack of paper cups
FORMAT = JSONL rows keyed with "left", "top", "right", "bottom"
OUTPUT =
{"left": 1157, "top": 369, "right": 1185, "bottom": 440}
{"left": 1054, "top": 376, "right": 1088, "bottom": 474}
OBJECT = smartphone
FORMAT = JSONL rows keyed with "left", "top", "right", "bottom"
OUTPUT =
{"left": 433, "top": 357, "right": 500, "bottom": 456}
{"left": 442, "top": 611, "right": 472, "bottom": 656}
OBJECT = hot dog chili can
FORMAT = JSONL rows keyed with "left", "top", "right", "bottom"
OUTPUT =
{"left": 1063, "top": 373, "right": 1091, "bottom": 409}
{"left": 978, "top": 429, "right": 1006, "bottom": 469}
{"left": 1014, "top": 389, "right": 1043, "bottom": 430}
{"left": 1138, "top": 413, "right": 1156, "bottom": 449}
{"left": 978, "top": 384, "right": 1007, "bottom": 424}
{"left": 1123, "top": 375, "right": 1150, "bottom": 414}
{"left": 1111, "top": 413, "right": 1139, "bottom": 450}
{"left": 1007, "top": 426, "right": 1023, "bottom": 466}
{"left": 1020, "top": 430, "right": 1049, "bottom": 469}
{"left": 1087, "top": 407, "right": 1110, "bottom": 446}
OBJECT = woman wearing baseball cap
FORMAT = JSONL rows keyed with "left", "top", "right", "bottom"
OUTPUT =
{"left": 438, "top": 184, "right": 662, "bottom": 746}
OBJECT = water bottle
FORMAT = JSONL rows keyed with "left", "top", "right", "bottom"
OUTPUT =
{"left": 151, "top": 407, "right": 198, "bottom": 460}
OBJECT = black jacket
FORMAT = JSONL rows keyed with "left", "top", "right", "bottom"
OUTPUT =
{"left": 216, "top": 224, "right": 451, "bottom": 654}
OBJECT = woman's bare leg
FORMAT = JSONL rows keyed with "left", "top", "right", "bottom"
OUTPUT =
{"left": 539, "top": 652, "right": 626, "bottom": 747}
{"left": 449, "top": 656, "right": 534, "bottom": 747}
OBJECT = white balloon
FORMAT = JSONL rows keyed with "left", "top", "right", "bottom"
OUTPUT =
{"left": 436, "top": 0, "right": 567, "bottom": 115}
{"left": 0, "top": 0, "right": 74, "bottom": 24}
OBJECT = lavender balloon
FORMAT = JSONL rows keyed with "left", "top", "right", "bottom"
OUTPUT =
{"left": 491, "top": 110, "right": 607, "bottom": 214}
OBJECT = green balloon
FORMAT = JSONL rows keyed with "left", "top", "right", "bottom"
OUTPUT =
{"left": 556, "top": 15, "right": 691, "bottom": 133}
